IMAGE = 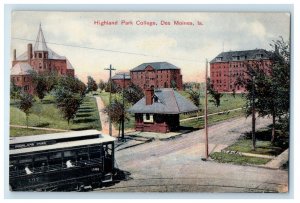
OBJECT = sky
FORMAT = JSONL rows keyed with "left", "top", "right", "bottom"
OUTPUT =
{"left": 11, "top": 11, "right": 290, "bottom": 83}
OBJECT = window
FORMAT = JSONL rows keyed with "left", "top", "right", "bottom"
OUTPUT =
{"left": 143, "top": 113, "right": 154, "bottom": 123}
{"left": 39, "top": 53, "right": 42, "bottom": 58}
{"left": 216, "top": 57, "right": 222, "bottom": 62}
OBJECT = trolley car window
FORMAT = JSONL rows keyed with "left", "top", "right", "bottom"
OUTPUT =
{"left": 19, "top": 158, "right": 33, "bottom": 164}
{"left": 49, "top": 152, "right": 62, "bottom": 170}
{"left": 34, "top": 156, "right": 48, "bottom": 172}
{"left": 77, "top": 148, "right": 89, "bottom": 158}
{"left": 63, "top": 151, "right": 76, "bottom": 168}
{"left": 89, "top": 146, "right": 102, "bottom": 159}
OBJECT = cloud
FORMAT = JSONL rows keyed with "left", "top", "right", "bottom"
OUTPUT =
{"left": 246, "top": 21, "right": 267, "bottom": 41}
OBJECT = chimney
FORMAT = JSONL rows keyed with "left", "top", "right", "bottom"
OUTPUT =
{"left": 13, "top": 49, "right": 16, "bottom": 61}
{"left": 27, "top": 43, "right": 33, "bottom": 63}
{"left": 145, "top": 88, "right": 154, "bottom": 105}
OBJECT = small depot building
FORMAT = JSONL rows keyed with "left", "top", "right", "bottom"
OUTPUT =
{"left": 128, "top": 88, "right": 198, "bottom": 133}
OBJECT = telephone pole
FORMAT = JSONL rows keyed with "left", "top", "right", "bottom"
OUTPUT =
{"left": 252, "top": 75, "right": 256, "bottom": 150}
{"left": 116, "top": 72, "right": 126, "bottom": 141}
{"left": 204, "top": 59, "right": 209, "bottom": 160}
{"left": 122, "top": 73, "right": 125, "bottom": 140}
{"left": 104, "top": 64, "right": 116, "bottom": 137}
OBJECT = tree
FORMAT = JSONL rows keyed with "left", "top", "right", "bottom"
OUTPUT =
{"left": 54, "top": 87, "right": 83, "bottom": 126}
{"left": 171, "top": 80, "right": 177, "bottom": 89}
{"left": 54, "top": 76, "right": 86, "bottom": 125}
{"left": 19, "top": 92, "right": 35, "bottom": 128}
{"left": 235, "top": 37, "right": 290, "bottom": 145}
{"left": 36, "top": 76, "right": 47, "bottom": 101}
{"left": 207, "top": 78, "right": 223, "bottom": 108}
{"left": 253, "top": 38, "right": 290, "bottom": 142}
{"left": 187, "top": 89, "right": 201, "bottom": 108}
{"left": 103, "top": 99, "right": 129, "bottom": 124}
{"left": 105, "top": 81, "right": 120, "bottom": 93}
{"left": 235, "top": 61, "right": 264, "bottom": 150}
{"left": 10, "top": 81, "right": 21, "bottom": 102}
{"left": 45, "top": 71, "right": 59, "bottom": 92}
{"left": 87, "top": 76, "right": 98, "bottom": 93}
{"left": 124, "top": 83, "right": 144, "bottom": 104}
{"left": 29, "top": 70, "right": 47, "bottom": 101}
{"left": 58, "top": 76, "right": 86, "bottom": 96}
{"left": 98, "top": 79, "right": 106, "bottom": 92}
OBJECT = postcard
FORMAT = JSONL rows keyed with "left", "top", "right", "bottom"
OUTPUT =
{"left": 8, "top": 10, "right": 290, "bottom": 193}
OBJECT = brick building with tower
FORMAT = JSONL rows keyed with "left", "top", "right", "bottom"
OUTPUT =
{"left": 210, "top": 49, "right": 272, "bottom": 93}
{"left": 11, "top": 24, "right": 75, "bottom": 94}
{"left": 130, "top": 62, "right": 183, "bottom": 91}
{"left": 128, "top": 88, "right": 198, "bottom": 133}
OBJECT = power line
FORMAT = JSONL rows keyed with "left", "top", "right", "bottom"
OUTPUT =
{"left": 12, "top": 37, "right": 207, "bottom": 64}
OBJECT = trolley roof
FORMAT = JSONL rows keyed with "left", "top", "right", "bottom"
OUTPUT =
{"left": 10, "top": 129, "right": 103, "bottom": 145}
{"left": 10, "top": 134, "right": 116, "bottom": 155}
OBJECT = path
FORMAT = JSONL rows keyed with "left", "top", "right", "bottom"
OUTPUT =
{"left": 10, "top": 125, "right": 69, "bottom": 132}
{"left": 94, "top": 96, "right": 118, "bottom": 137}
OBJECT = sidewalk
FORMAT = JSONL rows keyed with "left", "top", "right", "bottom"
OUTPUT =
{"left": 264, "top": 148, "right": 289, "bottom": 169}
{"left": 10, "top": 125, "right": 68, "bottom": 132}
{"left": 94, "top": 96, "right": 118, "bottom": 137}
{"left": 126, "top": 129, "right": 192, "bottom": 141}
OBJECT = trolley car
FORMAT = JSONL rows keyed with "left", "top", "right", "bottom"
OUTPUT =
{"left": 9, "top": 130, "right": 116, "bottom": 191}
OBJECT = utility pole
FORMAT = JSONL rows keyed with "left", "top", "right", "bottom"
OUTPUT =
{"left": 104, "top": 64, "right": 116, "bottom": 137}
{"left": 116, "top": 72, "right": 126, "bottom": 141}
{"left": 122, "top": 73, "right": 125, "bottom": 141}
{"left": 252, "top": 75, "right": 256, "bottom": 150}
{"left": 204, "top": 59, "right": 209, "bottom": 160}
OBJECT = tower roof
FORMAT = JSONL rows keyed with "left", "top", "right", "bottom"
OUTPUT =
{"left": 34, "top": 23, "right": 48, "bottom": 51}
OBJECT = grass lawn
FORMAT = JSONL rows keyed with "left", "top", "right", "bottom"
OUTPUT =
{"left": 179, "top": 92, "right": 246, "bottom": 120}
{"left": 225, "top": 139, "right": 283, "bottom": 156}
{"left": 10, "top": 127, "right": 61, "bottom": 137}
{"left": 210, "top": 152, "right": 271, "bottom": 165}
{"left": 180, "top": 109, "right": 245, "bottom": 129}
{"left": 210, "top": 127, "right": 288, "bottom": 165}
{"left": 10, "top": 95, "right": 101, "bottom": 136}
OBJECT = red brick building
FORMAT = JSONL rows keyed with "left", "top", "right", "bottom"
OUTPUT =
{"left": 130, "top": 62, "right": 183, "bottom": 91}
{"left": 210, "top": 49, "right": 272, "bottom": 93}
{"left": 11, "top": 24, "right": 75, "bottom": 93}
{"left": 111, "top": 72, "right": 131, "bottom": 89}
{"left": 128, "top": 88, "right": 198, "bottom": 133}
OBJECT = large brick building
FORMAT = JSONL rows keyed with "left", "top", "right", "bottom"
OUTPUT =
{"left": 11, "top": 24, "right": 75, "bottom": 94}
{"left": 130, "top": 62, "right": 183, "bottom": 91}
{"left": 209, "top": 49, "right": 272, "bottom": 93}
{"left": 111, "top": 72, "right": 131, "bottom": 89}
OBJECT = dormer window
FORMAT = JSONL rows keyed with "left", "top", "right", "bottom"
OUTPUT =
{"left": 232, "top": 56, "right": 240, "bottom": 61}
{"left": 216, "top": 57, "right": 223, "bottom": 62}
{"left": 240, "top": 55, "right": 246, "bottom": 60}
{"left": 256, "top": 54, "right": 263, "bottom": 59}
